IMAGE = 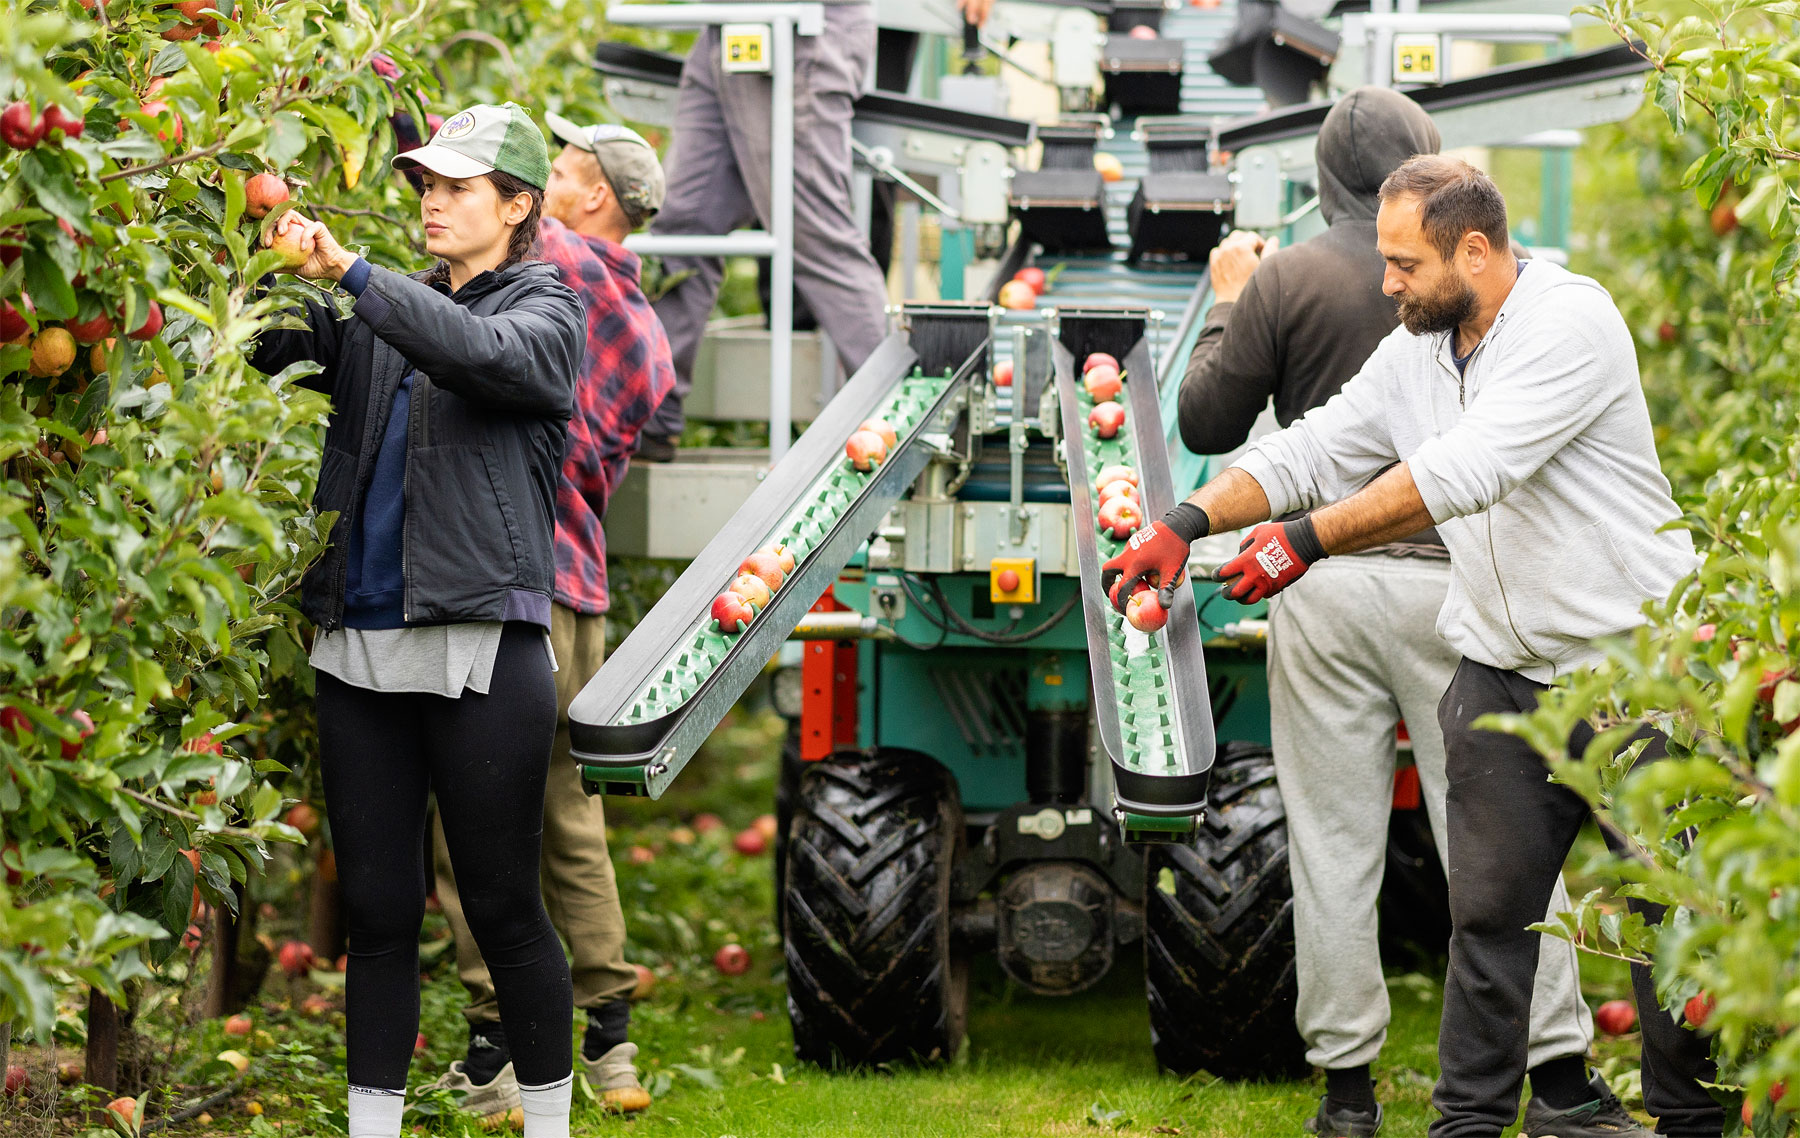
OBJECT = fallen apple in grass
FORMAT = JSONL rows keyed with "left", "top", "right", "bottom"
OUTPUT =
{"left": 997, "top": 280, "right": 1037, "bottom": 310}
{"left": 844, "top": 429, "right": 888, "bottom": 472}
{"left": 728, "top": 572, "right": 773, "bottom": 610}
{"left": 1083, "top": 363, "right": 1122, "bottom": 402}
{"left": 753, "top": 813, "right": 778, "bottom": 841}
{"left": 1684, "top": 991, "right": 1715, "bottom": 1029}
{"left": 1594, "top": 999, "right": 1636, "bottom": 1036}
{"left": 1088, "top": 400, "right": 1126, "bottom": 439}
{"left": 1125, "top": 587, "right": 1168, "bottom": 632}
{"left": 713, "top": 943, "right": 751, "bottom": 976}
{"left": 630, "top": 963, "right": 655, "bottom": 1000}
{"left": 859, "top": 417, "right": 898, "bottom": 449}
{"left": 737, "top": 551, "right": 786, "bottom": 593}
{"left": 733, "top": 828, "right": 767, "bottom": 856}
{"left": 106, "top": 1096, "right": 138, "bottom": 1126}
{"left": 627, "top": 845, "right": 655, "bottom": 865}
{"left": 993, "top": 360, "right": 1013, "bottom": 388}
{"left": 283, "top": 802, "right": 321, "bottom": 836}
{"left": 711, "top": 591, "right": 757, "bottom": 634}
{"left": 693, "top": 813, "right": 724, "bottom": 834}
{"left": 1097, "top": 496, "right": 1143, "bottom": 540}
{"left": 4, "top": 1066, "right": 28, "bottom": 1098}
{"left": 224, "top": 1014, "right": 253, "bottom": 1037}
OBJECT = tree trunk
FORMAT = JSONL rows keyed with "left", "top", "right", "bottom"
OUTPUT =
{"left": 203, "top": 881, "right": 243, "bottom": 1020}
{"left": 308, "top": 843, "right": 343, "bottom": 964}
{"left": 0, "top": 1019, "right": 11, "bottom": 1081}
{"left": 84, "top": 988, "right": 119, "bottom": 1093}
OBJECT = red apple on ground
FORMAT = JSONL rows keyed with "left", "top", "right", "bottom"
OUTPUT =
{"left": 693, "top": 813, "right": 724, "bottom": 834}
{"left": 336, "top": 954, "right": 349, "bottom": 973}
{"left": 1125, "top": 587, "right": 1169, "bottom": 632}
{"left": 414, "top": 1033, "right": 428, "bottom": 1055}
{"left": 277, "top": 940, "right": 316, "bottom": 977}
{"left": 859, "top": 417, "right": 898, "bottom": 449}
{"left": 713, "top": 944, "right": 751, "bottom": 976}
{"left": 1594, "top": 999, "right": 1636, "bottom": 1036}
{"left": 728, "top": 573, "right": 773, "bottom": 610}
{"left": 992, "top": 360, "right": 1013, "bottom": 387}
{"left": 733, "top": 828, "right": 767, "bottom": 856}
{"left": 244, "top": 173, "right": 290, "bottom": 219}
{"left": 4, "top": 1066, "right": 27, "bottom": 1097}
{"left": 106, "top": 1097, "right": 137, "bottom": 1126}
{"left": 1084, "top": 364, "right": 1123, "bottom": 402}
{"left": 712, "top": 591, "right": 756, "bottom": 633}
{"left": 57, "top": 1061, "right": 82, "bottom": 1085}
{"left": 1088, "top": 401, "right": 1126, "bottom": 439}
{"left": 760, "top": 544, "right": 796, "bottom": 575}
{"left": 630, "top": 963, "right": 655, "bottom": 1000}
{"left": 626, "top": 845, "right": 655, "bottom": 865}
{"left": 60, "top": 709, "right": 95, "bottom": 758}
{"left": 215, "top": 1050, "right": 249, "bottom": 1074}
{"left": 300, "top": 994, "right": 333, "bottom": 1018}
{"left": 1084, "top": 352, "right": 1120, "bottom": 373}
{"left": 1097, "top": 479, "right": 1140, "bottom": 507}
{"left": 737, "top": 552, "right": 786, "bottom": 593}
{"left": 844, "top": 429, "right": 887, "bottom": 472}
{"left": 1658, "top": 321, "right": 1678, "bottom": 345}
{"left": 998, "top": 280, "right": 1037, "bottom": 310}
{"left": 1684, "top": 991, "right": 1715, "bottom": 1029}
{"left": 127, "top": 300, "right": 164, "bottom": 342}
{"left": 1098, "top": 496, "right": 1143, "bottom": 540}
{"left": 1013, "top": 266, "right": 1046, "bottom": 294}
{"left": 223, "top": 1014, "right": 253, "bottom": 1037}
{"left": 753, "top": 813, "right": 778, "bottom": 841}
{"left": 1, "top": 102, "right": 45, "bottom": 149}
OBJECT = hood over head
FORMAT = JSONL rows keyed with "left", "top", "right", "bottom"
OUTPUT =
{"left": 1315, "top": 86, "right": 1440, "bottom": 225}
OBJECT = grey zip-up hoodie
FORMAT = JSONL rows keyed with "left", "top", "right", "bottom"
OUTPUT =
{"left": 1234, "top": 259, "right": 1697, "bottom": 681}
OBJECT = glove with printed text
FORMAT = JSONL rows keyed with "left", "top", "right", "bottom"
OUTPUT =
{"left": 1214, "top": 516, "right": 1326, "bottom": 605}
{"left": 1101, "top": 503, "right": 1209, "bottom": 613}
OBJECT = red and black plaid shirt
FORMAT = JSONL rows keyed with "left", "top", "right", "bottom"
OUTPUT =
{"left": 536, "top": 218, "right": 677, "bottom": 615}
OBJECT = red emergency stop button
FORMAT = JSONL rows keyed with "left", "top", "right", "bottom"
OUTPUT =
{"left": 997, "top": 569, "right": 1020, "bottom": 593}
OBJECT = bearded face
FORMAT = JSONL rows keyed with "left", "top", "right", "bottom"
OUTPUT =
{"left": 1396, "top": 264, "right": 1478, "bottom": 336}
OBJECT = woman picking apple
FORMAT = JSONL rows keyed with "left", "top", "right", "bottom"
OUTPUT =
{"left": 252, "top": 103, "right": 583, "bottom": 1138}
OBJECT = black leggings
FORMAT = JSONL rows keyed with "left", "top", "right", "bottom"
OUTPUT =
{"left": 316, "top": 622, "right": 573, "bottom": 1090}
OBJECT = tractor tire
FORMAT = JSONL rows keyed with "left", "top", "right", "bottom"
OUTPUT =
{"left": 1379, "top": 804, "right": 1452, "bottom": 968}
{"left": 1144, "top": 741, "right": 1308, "bottom": 1080}
{"left": 773, "top": 722, "right": 803, "bottom": 932}
{"left": 783, "top": 749, "right": 967, "bottom": 1068}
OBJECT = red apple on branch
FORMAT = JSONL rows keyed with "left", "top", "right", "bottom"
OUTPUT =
{"left": 1594, "top": 999, "right": 1636, "bottom": 1036}
{"left": 1684, "top": 991, "right": 1715, "bottom": 1029}
{"left": 0, "top": 102, "right": 46, "bottom": 149}
{"left": 244, "top": 173, "right": 290, "bottom": 219}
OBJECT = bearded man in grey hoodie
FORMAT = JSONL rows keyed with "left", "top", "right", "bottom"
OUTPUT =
{"left": 1175, "top": 89, "right": 1602, "bottom": 1138}
{"left": 1104, "top": 154, "right": 1721, "bottom": 1138}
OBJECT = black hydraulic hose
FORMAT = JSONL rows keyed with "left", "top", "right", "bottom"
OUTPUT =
{"left": 921, "top": 573, "right": 1081, "bottom": 645}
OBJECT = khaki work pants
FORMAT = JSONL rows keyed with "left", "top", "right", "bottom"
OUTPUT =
{"left": 432, "top": 604, "right": 638, "bottom": 1023}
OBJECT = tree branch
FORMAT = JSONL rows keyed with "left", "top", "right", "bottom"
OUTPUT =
{"left": 99, "top": 139, "right": 233, "bottom": 184}
{"left": 310, "top": 203, "right": 414, "bottom": 226}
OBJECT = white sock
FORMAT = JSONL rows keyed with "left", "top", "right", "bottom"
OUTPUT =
{"left": 347, "top": 1085, "right": 405, "bottom": 1138}
{"left": 518, "top": 1072, "right": 573, "bottom": 1138}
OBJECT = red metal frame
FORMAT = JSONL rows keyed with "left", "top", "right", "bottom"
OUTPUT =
{"left": 800, "top": 587, "right": 859, "bottom": 761}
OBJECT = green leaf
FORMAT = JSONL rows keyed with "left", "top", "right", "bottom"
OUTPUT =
{"left": 17, "top": 150, "right": 91, "bottom": 225}
{"left": 22, "top": 247, "right": 75, "bottom": 320}
{"left": 1655, "top": 71, "right": 1688, "bottom": 133}
{"left": 263, "top": 113, "right": 310, "bottom": 170}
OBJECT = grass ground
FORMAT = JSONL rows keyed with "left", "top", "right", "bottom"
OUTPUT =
{"left": 3, "top": 706, "right": 1645, "bottom": 1137}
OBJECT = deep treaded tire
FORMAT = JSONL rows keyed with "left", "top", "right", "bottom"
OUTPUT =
{"left": 1145, "top": 741, "right": 1307, "bottom": 1080}
{"left": 773, "top": 722, "right": 803, "bottom": 932}
{"left": 783, "top": 749, "right": 965, "bottom": 1068}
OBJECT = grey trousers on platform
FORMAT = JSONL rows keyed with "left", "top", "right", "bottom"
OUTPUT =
{"left": 645, "top": 2, "right": 890, "bottom": 440}
{"left": 1266, "top": 553, "right": 1594, "bottom": 1072}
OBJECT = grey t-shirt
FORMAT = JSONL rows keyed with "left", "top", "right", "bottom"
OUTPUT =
{"left": 311, "top": 624, "right": 556, "bottom": 697}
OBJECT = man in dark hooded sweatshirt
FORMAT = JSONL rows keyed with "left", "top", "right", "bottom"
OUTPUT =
{"left": 1178, "top": 88, "right": 1637, "bottom": 1138}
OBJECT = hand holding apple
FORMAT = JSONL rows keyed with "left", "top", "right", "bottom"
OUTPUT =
{"left": 264, "top": 213, "right": 355, "bottom": 280}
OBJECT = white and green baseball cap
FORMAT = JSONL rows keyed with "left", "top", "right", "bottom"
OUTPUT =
{"left": 394, "top": 102, "right": 552, "bottom": 189}
{"left": 544, "top": 112, "right": 666, "bottom": 228}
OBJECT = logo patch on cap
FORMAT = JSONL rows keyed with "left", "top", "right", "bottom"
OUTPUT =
{"left": 439, "top": 111, "right": 477, "bottom": 140}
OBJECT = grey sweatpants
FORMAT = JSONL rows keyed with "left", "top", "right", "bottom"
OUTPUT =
{"left": 645, "top": 3, "right": 890, "bottom": 439}
{"left": 1267, "top": 553, "right": 1593, "bottom": 1072}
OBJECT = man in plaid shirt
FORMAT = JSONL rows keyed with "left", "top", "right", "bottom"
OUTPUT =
{"left": 427, "top": 113, "right": 674, "bottom": 1125}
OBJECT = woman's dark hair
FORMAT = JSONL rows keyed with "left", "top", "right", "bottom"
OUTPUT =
{"left": 422, "top": 169, "right": 543, "bottom": 286}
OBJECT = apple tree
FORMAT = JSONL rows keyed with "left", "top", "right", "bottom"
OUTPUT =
{"left": 1488, "top": 0, "right": 1800, "bottom": 1129}
{"left": 0, "top": 0, "right": 442, "bottom": 1084}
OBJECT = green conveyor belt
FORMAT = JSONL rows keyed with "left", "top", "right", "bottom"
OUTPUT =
{"left": 1075, "top": 379, "right": 1184, "bottom": 778}
{"left": 618, "top": 367, "right": 955, "bottom": 725}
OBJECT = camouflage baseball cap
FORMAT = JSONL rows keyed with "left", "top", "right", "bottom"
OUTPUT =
{"left": 394, "top": 103, "right": 552, "bottom": 189}
{"left": 544, "top": 112, "right": 666, "bottom": 229}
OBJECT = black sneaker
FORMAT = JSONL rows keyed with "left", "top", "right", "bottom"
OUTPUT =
{"left": 633, "top": 433, "right": 677, "bottom": 463}
{"left": 1303, "top": 1095, "right": 1383, "bottom": 1137}
{"left": 1522, "top": 1074, "right": 1653, "bottom": 1137}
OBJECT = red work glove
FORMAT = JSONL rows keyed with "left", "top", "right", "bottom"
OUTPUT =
{"left": 1215, "top": 517, "right": 1327, "bottom": 604}
{"left": 1101, "top": 503, "right": 1209, "bottom": 613}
